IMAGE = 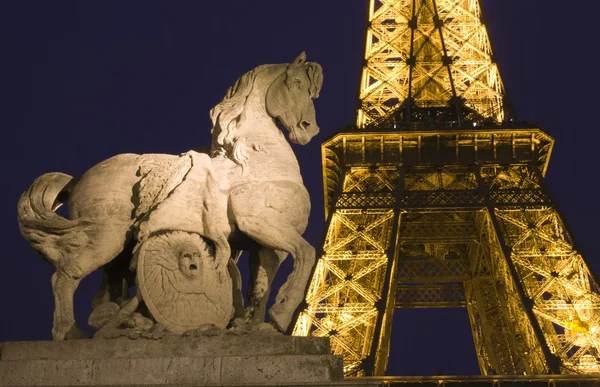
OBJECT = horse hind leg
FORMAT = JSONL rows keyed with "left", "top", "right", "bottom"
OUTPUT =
{"left": 51, "top": 270, "right": 84, "bottom": 340}
{"left": 91, "top": 241, "right": 136, "bottom": 310}
{"left": 51, "top": 223, "right": 132, "bottom": 340}
{"left": 245, "top": 248, "right": 288, "bottom": 326}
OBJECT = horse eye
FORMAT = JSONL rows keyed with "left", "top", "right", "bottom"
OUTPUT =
{"left": 288, "top": 80, "right": 301, "bottom": 91}
{"left": 288, "top": 74, "right": 303, "bottom": 85}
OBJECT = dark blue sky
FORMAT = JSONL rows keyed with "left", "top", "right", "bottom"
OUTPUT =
{"left": 1, "top": 1, "right": 599, "bottom": 376}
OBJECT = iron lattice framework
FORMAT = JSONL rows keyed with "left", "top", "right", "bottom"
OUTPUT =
{"left": 293, "top": 0, "right": 600, "bottom": 379}
{"left": 356, "top": 0, "right": 508, "bottom": 128}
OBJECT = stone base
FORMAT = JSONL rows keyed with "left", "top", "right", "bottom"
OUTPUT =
{"left": 0, "top": 335, "right": 358, "bottom": 386}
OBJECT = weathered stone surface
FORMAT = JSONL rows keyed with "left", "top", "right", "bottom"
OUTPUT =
{"left": 1, "top": 336, "right": 331, "bottom": 361}
{"left": 90, "top": 358, "right": 190, "bottom": 385}
{"left": 17, "top": 53, "right": 324, "bottom": 340}
{"left": 137, "top": 231, "right": 233, "bottom": 334}
{"left": 31, "top": 359, "right": 92, "bottom": 386}
{"left": 0, "top": 356, "right": 346, "bottom": 386}
{"left": 0, "top": 336, "right": 344, "bottom": 386}
{"left": 88, "top": 302, "right": 120, "bottom": 330}
{"left": 163, "top": 357, "right": 222, "bottom": 385}
{"left": 0, "top": 360, "right": 29, "bottom": 386}
{"left": 123, "top": 312, "right": 154, "bottom": 331}
{"left": 221, "top": 355, "right": 343, "bottom": 385}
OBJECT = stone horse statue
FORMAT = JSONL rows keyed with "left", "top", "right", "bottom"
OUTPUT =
{"left": 17, "top": 52, "right": 323, "bottom": 340}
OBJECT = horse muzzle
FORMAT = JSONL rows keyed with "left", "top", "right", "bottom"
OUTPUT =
{"left": 290, "top": 121, "right": 319, "bottom": 145}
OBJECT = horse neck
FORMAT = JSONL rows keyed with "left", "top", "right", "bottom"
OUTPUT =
{"left": 240, "top": 93, "right": 295, "bottom": 150}
{"left": 234, "top": 95, "right": 302, "bottom": 180}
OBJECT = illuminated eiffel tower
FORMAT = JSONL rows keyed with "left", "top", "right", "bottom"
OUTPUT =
{"left": 293, "top": 0, "right": 600, "bottom": 378}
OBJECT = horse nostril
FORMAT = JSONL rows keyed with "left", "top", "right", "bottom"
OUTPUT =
{"left": 301, "top": 121, "right": 311, "bottom": 130}
{"left": 189, "top": 264, "right": 198, "bottom": 271}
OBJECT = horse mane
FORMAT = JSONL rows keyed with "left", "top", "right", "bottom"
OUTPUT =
{"left": 209, "top": 67, "right": 259, "bottom": 165}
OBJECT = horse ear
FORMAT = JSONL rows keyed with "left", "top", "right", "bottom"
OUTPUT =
{"left": 292, "top": 52, "right": 306, "bottom": 67}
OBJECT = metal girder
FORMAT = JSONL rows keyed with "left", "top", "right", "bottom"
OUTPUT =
{"left": 465, "top": 211, "right": 549, "bottom": 374}
{"left": 293, "top": 206, "right": 397, "bottom": 375}
{"left": 296, "top": 161, "right": 600, "bottom": 375}
{"left": 321, "top": 130, "right": 554, "bottom": 215}
{"left": 294, "top": 167, "right": 401, "bottom": 376}
{"left": 357, "top": 0, "right": 508, "bottom": 128}
{"left": 296, "top": 0, "right": 600, "bottom": 378}
{"left": 396, "top": 284, "right": 466, "bottom": 307}
{"left": 348, "top": 375, "right": 600, "bottom": 385}
{"left": 492, "top": 207, "right": 600, "bottom": 373}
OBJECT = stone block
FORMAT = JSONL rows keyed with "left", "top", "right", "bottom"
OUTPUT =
{"left": 0, "top": 359, "right": 93, "bottom": 386}
{"left": 0, "top": 336, "right": 344, "bottom": 386}
{"left": 0, "top": 361, "right": 30, "bottom": 386}
{"left": 164, "top": 357, "right": 221, "bottom": 385}
{"left": 220, "top": 355, "right": 343, "bottom": 385}
{"left": 0, "top": 335, "right": 331, "bottom": 361}
{"left": 91, "top": 358, "right": 171, "bottom": 385}
{"left": 29, "top": 359, "right": 92, "bottom": 386}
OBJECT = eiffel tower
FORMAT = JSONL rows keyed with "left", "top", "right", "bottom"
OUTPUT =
{"left": 293, "top": 0, "right": 600, "bottom": 379}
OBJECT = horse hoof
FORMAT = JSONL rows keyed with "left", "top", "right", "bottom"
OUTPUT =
{"left": 268, "top": 304, "right": 292, "bottom": 332}
{"left": 65, "top": 324, "right": 91, "bottom": 340}
{"left": 52, "top": 322, "right": 75, "bottom": 340}
{"left": 243, "top": 306, "right": 255, "bottom": 322}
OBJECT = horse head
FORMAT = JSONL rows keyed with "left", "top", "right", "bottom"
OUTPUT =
{"left": 210, "top": 53, "right": 323, "bottom": 164}
{"left": 266, "top": 52, "right": 323, "bottom": 145}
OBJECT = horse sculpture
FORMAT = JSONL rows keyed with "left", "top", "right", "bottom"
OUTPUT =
{"left": 17, "top": 52, "right": 323, "bottom": 340}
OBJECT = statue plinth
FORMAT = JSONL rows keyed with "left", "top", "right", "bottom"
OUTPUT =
{"left": 0, "top": 335, "right": 345, "bottom": 386}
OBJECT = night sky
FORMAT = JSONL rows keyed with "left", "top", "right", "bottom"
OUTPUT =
{"left": 1, "top": 1, "right": 599, "bottom": 377}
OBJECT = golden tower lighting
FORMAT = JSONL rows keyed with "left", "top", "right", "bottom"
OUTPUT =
{"left": 294, "top": 0, "right": 600, "bottom": 378}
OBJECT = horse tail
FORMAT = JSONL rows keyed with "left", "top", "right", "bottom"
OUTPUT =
{"left": 17, "top": 172, "right": 95, "bottom": 265}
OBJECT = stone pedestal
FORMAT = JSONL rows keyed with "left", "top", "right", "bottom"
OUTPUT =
{"left": 0, "top": 334, "right": 366, "bottom": 386}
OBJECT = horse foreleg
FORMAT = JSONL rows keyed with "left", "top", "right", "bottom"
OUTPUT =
{"left": 235, "top": 210, "right": 315, "bottom": 332}
{"left": 269, "top": 239, "right": 314, "bottom": 332}
{"left": 245, "top": 248, "right": 287, "bottom": 325}
{"left": 229, "top": 250, "right": 245, "bottom": 320}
